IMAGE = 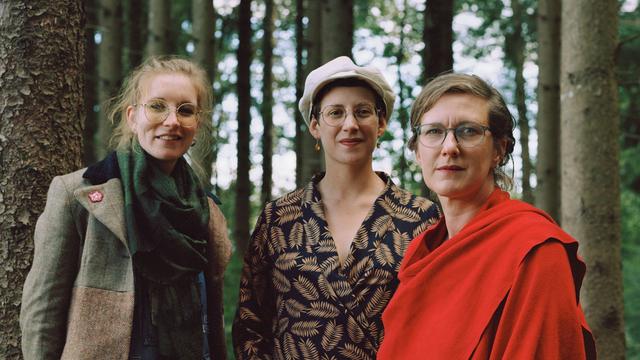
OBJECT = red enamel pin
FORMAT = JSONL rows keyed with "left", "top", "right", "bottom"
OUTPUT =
{"left": 88, "top": 191, "right": 103, "bottom": 203}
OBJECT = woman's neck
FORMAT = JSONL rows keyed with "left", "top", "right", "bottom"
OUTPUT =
{"left": 438, "top": 180, "right": 496, "bottom": 239}
{"left": 318, "top": 162, "right": 384, "bottom": 203}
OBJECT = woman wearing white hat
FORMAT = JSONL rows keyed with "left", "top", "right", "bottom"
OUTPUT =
{"left": 232, "top": 56, "right": 440, "bottom": 359}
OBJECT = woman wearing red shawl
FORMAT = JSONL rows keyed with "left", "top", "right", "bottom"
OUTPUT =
{"left": 378, "top": 74, "right": 596, "bottom": 359}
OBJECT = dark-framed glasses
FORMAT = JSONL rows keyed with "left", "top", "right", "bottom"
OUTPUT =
{"left": 415, "top": 123, "right": 491, "bottom": 148}
{"left": 135, "top": 99, "right": 201, "bottom": 128}
{"left": 319, "top": 104, "right": 380, "bottom": 127}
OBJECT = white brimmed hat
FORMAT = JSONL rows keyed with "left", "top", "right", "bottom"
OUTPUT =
{"left": 298, "top": 56, "right": 395, "bottom": 126}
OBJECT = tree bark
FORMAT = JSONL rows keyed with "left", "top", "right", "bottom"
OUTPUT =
{"left": 96, "top": 0, "right": 123, "bottom": 158}
{"left": 561, "top": 0, "right": 626, "bottom": 357}
{"left": 235, "top": 0, "right": 252, "bottom": 256}
{"left": 511, "top": 0, "right": 533, "bottom": 203}
{"left": 535, "top": 0, "right": 561, "bottom": 220}
{"left": 261, "top": 0, "right": 274, "bottom": 205}
{"left": 422, "top": 0, "right": 454, "bottom": 81}
{"left": 0, "top": 1, "right": 84, "bottom": 357}
{"left": 295, "top": 0, "right": 306, "bottom": 188}
{"left": 127, "top": 0, "right": 145, "bottom": 69}
{"left": 396, "top": 0, "right": 410, "bottom": 188}
{"left": 320, "top": 0, "right": 353, "bottom": 61}
{"left": 147, "top": 0, "right": 171, "bottom": 56}
{"left": 83, "top": 0, "right": 98, "bottom": 166}
{"left": 300, "top": 0, "right": 324, "bottom": 184}
{"left": 191, "top": 0, "right": 217, "bottom": 191}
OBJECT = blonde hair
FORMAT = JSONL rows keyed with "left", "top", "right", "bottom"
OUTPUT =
{"left": 107, "top": 56, "right": 214, "bottom": 184}
{"left": 409, "top": 73, "right": 516, "bottom": 190}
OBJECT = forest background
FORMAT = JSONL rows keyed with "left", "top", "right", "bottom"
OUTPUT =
{"left": 0, "top": 0, "right": 638, "bottom": 359}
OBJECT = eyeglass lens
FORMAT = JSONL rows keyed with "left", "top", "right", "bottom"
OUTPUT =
{"left": 143, "top": 99, "right": 199, "bottom": 127}
{"left": 417, "top": 123, "right": 488, "bottom": 148}
{"left": 320, "top": 105, "right": 378, "bottom": 126}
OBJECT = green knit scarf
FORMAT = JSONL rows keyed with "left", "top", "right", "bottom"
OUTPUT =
{"left": 117, "top": 143, "right": 209, "bottom": 359}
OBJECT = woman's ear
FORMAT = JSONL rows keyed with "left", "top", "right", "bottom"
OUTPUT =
{"left": 493, "top": 138, "right": 508, "bottom": 166}
{"left": 309, "top": 117, "right": 320, "bottom": 139}
{"left": 126, "top": 106, "right": 137, "bottom": 132}
{"left": 377, "top": 115, "right": 388, "bottom": 137}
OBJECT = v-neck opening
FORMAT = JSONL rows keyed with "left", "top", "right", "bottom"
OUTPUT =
{"left": 307, "top": 172, "right": 390, "bottom": 274}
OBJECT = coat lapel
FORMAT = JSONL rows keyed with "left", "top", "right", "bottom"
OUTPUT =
{"left": 74, "top": 178, "right": 128, "bottom": 248}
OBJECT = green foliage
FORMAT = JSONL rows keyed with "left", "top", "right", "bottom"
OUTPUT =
{"left": 223, "top": 251, "right": 243, "bottom": 359}
{"left": 621, "top": 146, "right": 640, "bottom": 358}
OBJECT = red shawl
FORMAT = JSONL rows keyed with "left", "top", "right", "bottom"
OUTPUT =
{"left": 378, "top": 189, "right": 595, "bottom": 359}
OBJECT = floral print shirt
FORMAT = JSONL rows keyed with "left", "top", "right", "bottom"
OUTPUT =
{"left": 232, "top": 173, "right": 440, "bottom": 360}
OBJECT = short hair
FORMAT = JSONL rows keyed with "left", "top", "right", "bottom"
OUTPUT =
{"left": 408, "top": 73, "right": 516, "bottom": 190}
{"left": 106, "top": 56, "right": 213, "bottom": 184}
{"left": 310, "top": 78, "right": 386, "bottom": 122}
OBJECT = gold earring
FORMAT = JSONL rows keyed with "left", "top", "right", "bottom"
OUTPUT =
{"left": 315, "top": 139, "right": 321, "bottom": 152}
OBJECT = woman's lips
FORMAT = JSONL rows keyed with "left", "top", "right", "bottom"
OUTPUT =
{"left": 437, "top": 165, "right": 464, "bottom": 171}
{"left": 339, "top": 138, "right": 363, "bottom": 146}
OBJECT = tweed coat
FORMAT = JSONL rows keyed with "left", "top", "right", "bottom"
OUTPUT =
{"left": 232, "top": 173, "right": 440, "bottom": 360}
{"left": 20, "top": 162, "right": 232, "bottom": 360}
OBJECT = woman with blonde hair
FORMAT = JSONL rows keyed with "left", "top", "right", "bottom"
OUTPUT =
{"left": 20, "top": 56, "right": 231, "bottom": 360}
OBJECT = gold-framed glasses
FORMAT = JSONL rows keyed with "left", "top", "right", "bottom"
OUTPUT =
{"left": 319, "top": 104, "right": 380, "bottom": 127}
{"left": 415, "top": 123, "right": 491, "bottom": 148}
{"left": 134, "top": 99, "right": 201, "bottom": 128}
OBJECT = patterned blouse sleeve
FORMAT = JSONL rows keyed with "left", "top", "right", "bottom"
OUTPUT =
{"left": 232, "top": 204, "right": 276, "bottom": 360}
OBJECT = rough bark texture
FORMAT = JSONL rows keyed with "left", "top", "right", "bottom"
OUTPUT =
{"left": 96, "top": 0, "right": 123, "bottom": 158}
{"left": 300, "top": 0, "right": 324, "bottom": 184}
{"left": 192, "top": 0, "right": 216, "bottom": 191}
{"left": 321, "top": 0, "right": 353, "bottom": 61}
{"left": 147, "top": 0, "right": 171, "bottom": 56}
{"left": 294, "top": 0, "right": 306, "bottom": 188}
{"left": 0, "top": 1, "right": 85, "bottom": 358}
{"left": 535, "top": 0, "right": 561, "bottom": 221}
{"left": 560, "top": 0, "right": 626, "bottom": 357}
{"left": 127, "top": 0, "right": 145, "bottom": 69}
{"left": 422, "top": 0, "right": 454, "bottom": 81}
{"left": 235, "top": 0, "right": 252, "bottom": 256}
{"left": 396, "top": 0, "right": 409, "bottom": 188}
{"left": 511, "top": 0, "right": 533, "bottom": 203}
{"left": 261, "top": 0, "right": 274, "bottom": 205}
{"left": 83, "top": 0, "right": 98, "bottom": 166}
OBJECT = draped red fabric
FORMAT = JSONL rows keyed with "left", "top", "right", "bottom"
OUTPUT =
{"left": 378, "top": 189, "right": 596, "bottom": 360}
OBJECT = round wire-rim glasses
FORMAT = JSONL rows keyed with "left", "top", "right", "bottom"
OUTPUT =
{"left": 414, "top": 122, "right": 491, "bottom": 148}
{"left": 134, "top": 99, "right": 201, "bottom": 128}
{"left": 319, "top": 104, "right": 381, "bottom": 127}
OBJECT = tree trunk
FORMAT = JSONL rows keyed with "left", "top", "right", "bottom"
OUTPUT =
{"left": 83, "top": 0, "right": 98, "bottom": 166}
{"left": 147, "top": 0, "right": 171, "bottom": 56}
{"left": 396, "top": 0, "right": 409, "bottom": 188}
{"left": 321, "top": 0, "right": 353, "bottom": 61}
{"left": 535, "top": 0, "right": 561, "bottom": 220}
{"left": 422, "top": 0, "right": 454, "bottom": 81}
{"left": 0, "top": 1, "right": 84, "bottom": 357}
{"left": 295, "top": 0, "right": 306, "bottom": 188}
{"left": 511, "top": 0, "right": 533, "bottom": 203}
{"left": 191, "top": 0, "right": 217, "bottom": 191}
{"left": 261, "top": 0, "right": 274, "bottom": 205}
{"left": 235, "top": 0, "right": 252, "bottom": 256}
{"left": 300, "top": 0, "right": 324, "bottom": 184}
{"left": 127, "top": 0, "right": 145, "bottom": 69}
{"left": 561, "top": 0, "right": 626, "bottom": 357}
{"left": 96, "top": 0, "right": 123, "bottom": 158}
{"left": 422, "top": 0, "right": 454, "bottom": 197}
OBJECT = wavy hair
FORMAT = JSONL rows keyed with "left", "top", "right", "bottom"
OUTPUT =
{"left": 106, "top": 56, "right": 214, "bottom": 185}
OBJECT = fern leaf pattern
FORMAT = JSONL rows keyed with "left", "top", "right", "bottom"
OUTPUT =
{"left": 232, "top": 173, "right": 440, "bottom": 360}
